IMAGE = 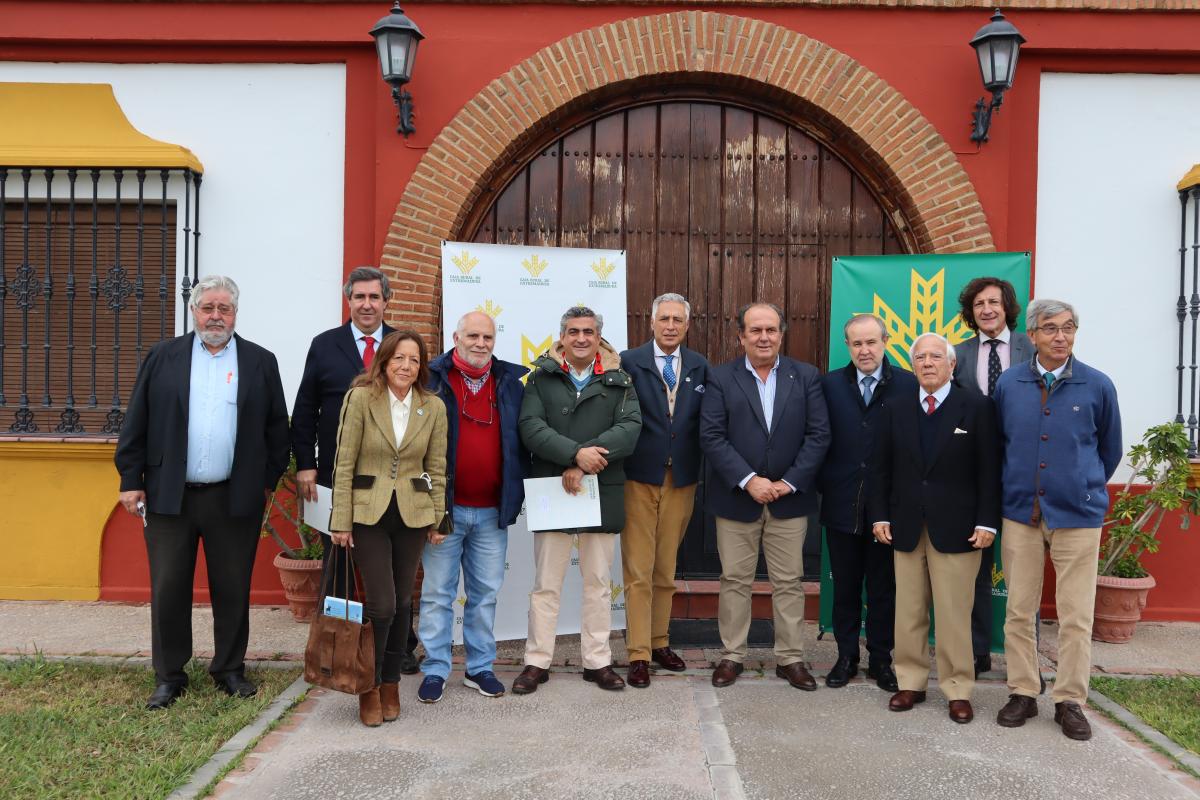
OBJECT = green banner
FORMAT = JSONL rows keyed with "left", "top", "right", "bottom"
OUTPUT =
{"left": 818, "top": 252, "right": 1031, "bottom": 653}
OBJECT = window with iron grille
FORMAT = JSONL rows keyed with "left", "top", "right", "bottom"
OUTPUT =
{"left": 0, "top": 167, "right": 201, "bottom": 436}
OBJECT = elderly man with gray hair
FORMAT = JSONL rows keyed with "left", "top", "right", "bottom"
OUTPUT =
{"left": 868, "top": 332, "right": 1000, "bottom": 724}
{"left": 513, "top": 306, "right": 642, "bottom": 695}
{"left": 993, "top": 299, "right": 1121, "bottom": 741}
{"left": 618, "top": 293, "right": 709, "bottom": 687}
{"left": 116, "top": 275, "right": 289, "bottom": 710}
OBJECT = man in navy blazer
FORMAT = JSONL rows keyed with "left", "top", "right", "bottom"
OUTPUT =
{"left": 953, "top": 276, "right": 1036, "bottom": 676}
{"left": 700, "top": 303, "right": 831, "bottom": 690}
{"left": 619, "top": 293, "right": 709, "bottom": 688}
{"left": 817, "top": 314, "right": 916, "bottom": 693}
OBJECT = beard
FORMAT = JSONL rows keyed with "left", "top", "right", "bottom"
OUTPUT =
{"left": 197, "top": 322, "right": 234, "bottom": 348}
{"left": 457, "top": 347, "right": 491, "bottom": 369}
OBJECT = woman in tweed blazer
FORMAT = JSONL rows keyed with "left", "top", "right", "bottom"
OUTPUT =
{"left": 330, "top": 330, "right": 447, "bottom": 727}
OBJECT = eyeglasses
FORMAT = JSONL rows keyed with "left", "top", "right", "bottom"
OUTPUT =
{"left": 197, "top": 303, "right": 235, "bottom": 316}
{"left": 462, "top": 401, "right": 495, "bottom": 426}
{"left": 1036, "top": 323, "right": 1078, "bottom": 337}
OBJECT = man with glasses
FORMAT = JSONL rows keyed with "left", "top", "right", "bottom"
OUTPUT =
{"left": 116, "top": 275, "right": 289, "bottom": 709}
{"left": 993, "top": 300, "right": 1122, "bottom": 741}
{"left": 419, "top": 311, "right": 528, "bottom": 703}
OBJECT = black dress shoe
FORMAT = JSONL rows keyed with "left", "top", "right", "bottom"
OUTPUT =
{"left": 974, "top": 654, "right": 992, "bottom": 678}
{"left": 399, "top": 651, "right": 422, "bottom": 675}
{"left": 867, "top": 662, "right": 899, "bottom": 693}
{"left": 825, "top": 656, "right": 859, "bottom": 688}
{"left": 146, "top": 682, "right": 186, "bottom": 710}
{"left": 214, "top": 673, "right": 258, "bottom": 698}
{"left": 582, "top": 665, "right": 626, "bottom": 690}
{"left": 651, "top": 647, "right": 687, "bottom": 672}
{"left": 627, "top": 660, "right": 650, "bottom": 688}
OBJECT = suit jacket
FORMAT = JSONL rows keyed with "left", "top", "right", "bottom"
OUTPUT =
{"left": 866, "top": 382, "right": 1001, "bottom": 553}
{"left": 115, "top": 333, "right": 290, "bottom": 518}
{"left": 953, "top": 331, "right": 1035, "bottom": 395}
{"left": 291, "top": 321, "right": 396, "bottom": 486}
{"left": 700, "top": 355, "right": 831, "bottom": 522}
{"left": 619, "top": 341, "right": 709, "bottom": 487}
{"left": 329, "top": 385, "right": 448, "bottom": 532}
{"left": 817, "top": 356, "right": 918, "bottom": 534}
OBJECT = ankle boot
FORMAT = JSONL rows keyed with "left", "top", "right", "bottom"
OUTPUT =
{"left": 359, "top": 686, "right": 383, "bottom": 727}
{"left": 379, "top": 682, "right": 400, "bottom": 722}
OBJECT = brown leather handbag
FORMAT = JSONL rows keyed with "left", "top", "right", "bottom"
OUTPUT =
{"left": 303, "top": 551, "right": 375, "bottom": 695}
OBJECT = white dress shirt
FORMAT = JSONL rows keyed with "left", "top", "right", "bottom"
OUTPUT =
{"left": 975, "top": 327, "right": 1012, "bottom": 391}
{"left": 653, "top": 340, "right": 679, "bottom": 382}
{"left": 388, "top": 387, "right": 413, "bottom": 448}
{"left": 351, "top": 322, "right": 383, "bottom": 360}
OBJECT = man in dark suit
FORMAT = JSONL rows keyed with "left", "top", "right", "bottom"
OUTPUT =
{"left": 953, "top": 276, "right": 1034, "bottom": 677}
{"left": 700, "top": 303, "right": 830, "bottom": 691}
{"left": 817, "top": 314, "right": 916, "bottom": 693}
{"left": 290, "top": 267, "right": 420, "bottom": 669}
{"left": 868, "top": 332, "right": 1000, "bottom": 724}
{"left": 619, "top": 293, "right": 708, "bottom": 687}
{"left": 115, "top": 275, "right": 289, "bottom": 710}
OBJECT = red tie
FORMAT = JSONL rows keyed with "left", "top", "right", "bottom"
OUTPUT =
{"left": 362, "top": 336, "right": 375, "bottom": 369}
{"left": 925, "top": 395, "right": 937, "bottom": 415}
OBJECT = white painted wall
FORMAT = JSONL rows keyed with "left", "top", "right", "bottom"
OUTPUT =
{"left": 0, "top": 63, "right": 347, "bottom": 406}
{"left": 1037, "top": 73, "right": 1200, "bottom": 478}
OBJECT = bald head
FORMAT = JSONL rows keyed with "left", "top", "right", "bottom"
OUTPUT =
{"left": 453, "top": 311, "right": 497, "bottom": 368}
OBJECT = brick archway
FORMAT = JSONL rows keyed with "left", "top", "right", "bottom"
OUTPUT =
{"left": 381, "top": 10, "right": 994, "bottom": 335}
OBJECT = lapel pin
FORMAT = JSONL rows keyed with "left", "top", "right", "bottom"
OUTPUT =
{"left": 417, "top": 408, "right": 424, "bottom": 416}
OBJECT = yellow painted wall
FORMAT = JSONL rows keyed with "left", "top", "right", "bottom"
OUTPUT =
{"left": 0, "top": 441, "right": 117, "bottom": 600}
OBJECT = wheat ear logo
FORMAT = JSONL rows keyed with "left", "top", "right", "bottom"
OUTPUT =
{"left": 591, "top": 257, "right": 616, "bottom": 280}
{"left": 991, "top": 563, "right": 1004, "bottom": 590}
{"left": 610, "top": 581, "right": 624, "bottom": 602}
{"left": 522, "top": 254, "right": 549, "bottom": 278}
{"left": 871, "top": 269, "right": 974, "bottom": 370}
{"left": 476, "top": 299, "right": 503, "bottom": 318}
{"left": 520, "top": 334, "right": 553, "bottom": 382}
{"left": 452, "top": 250, "right": 479, "bottom": 275}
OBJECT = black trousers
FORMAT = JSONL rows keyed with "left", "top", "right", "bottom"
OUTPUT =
{"left": 971, "top": 543, "right": 995, "bottom": 657}
{"left": 826, "top": 527, "right": 895, "bottom": 665}
{"left": 144, "top": 483, "right": 259, "bottom": 686}
{"left": 352, "top": 500, "right": 426, "bottom": 685}
{"left": 321, "top": 531, "right": 419, "bottom": 655}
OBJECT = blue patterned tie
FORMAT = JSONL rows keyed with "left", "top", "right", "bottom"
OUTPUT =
{"left": 662, "top": 355, "right": 677, "bottom": 390}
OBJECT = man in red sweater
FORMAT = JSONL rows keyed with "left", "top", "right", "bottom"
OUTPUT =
{"left": 420, "top": 311, "right": 529, "bottom": 703}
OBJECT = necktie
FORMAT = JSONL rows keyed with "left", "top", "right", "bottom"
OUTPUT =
{"left": 362, "top": 336, "right": 376, "bottom": 369}
{"left": 861, "top": 375, "right": 875, "bottom": 405}
{"left": 986, "top": 339, "right": 1002, "bottom": 397}
{"left": 1043, "top": 372, "right": 1056, "bottom": 391}
{"left": 662, "top": 354, "right": 677, "bottom": 390}
{"left": 925, "top": 395, "right": 937, "bottom": 415}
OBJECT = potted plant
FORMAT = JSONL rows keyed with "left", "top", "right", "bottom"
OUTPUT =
{"left": 1094, "top": 422, "right": 1199, "bottom": 643}
{"left": 261, "top": 456, "right": 325, "bottom": 622}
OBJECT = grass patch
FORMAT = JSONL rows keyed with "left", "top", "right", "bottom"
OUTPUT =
{"left": 1092, "top": 675, "right": 1200, "bottom": 756}
{"left": 0, "top": 656, "right": 302, "bottom": 800}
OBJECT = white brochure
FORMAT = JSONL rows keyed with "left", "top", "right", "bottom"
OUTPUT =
{"left": 302, "top": 484, "right": 334, "bottom": 534}
{"left": 523, "top": 474, "right": 602, "bottom": 531}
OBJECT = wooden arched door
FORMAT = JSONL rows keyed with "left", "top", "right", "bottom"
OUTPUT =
{"left": 462, "top": 96, "right": 910, "bottom": 577}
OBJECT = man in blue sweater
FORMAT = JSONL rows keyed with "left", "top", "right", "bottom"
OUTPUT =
{"left": 992, "top": 299, "right": 1122, "bottom": 741}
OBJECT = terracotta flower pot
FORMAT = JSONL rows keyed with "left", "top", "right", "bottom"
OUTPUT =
{"left": 273, "top": 552, "right": 324, "bottom": 622}
{"left": 1092, "top": 574, "right": 1156, "bottom": 644}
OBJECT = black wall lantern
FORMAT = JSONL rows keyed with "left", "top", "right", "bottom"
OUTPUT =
{"left": 969, "top": 9, "right": 1026, "bottom": 143}
{"left": 370, "top": 2, "right": 425, "bottom": 137}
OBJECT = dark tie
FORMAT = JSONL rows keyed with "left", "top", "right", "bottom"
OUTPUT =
{"left": 1044, "top": 372, "right": 1056, "bottom": 391}
{"left": 925, "top": 395, "right": 937, "bottom": 415}
{"left": 861, "top": 375, "right": 875, "bottom": 405}
{"left": 362, "top": 336, "right": 375, "bottom": 369}
{"left": 662, "top": 355, "right": 677, "bottom": 390}
{"left": 986, "top": 339, "right": 1002, "bottom": 397}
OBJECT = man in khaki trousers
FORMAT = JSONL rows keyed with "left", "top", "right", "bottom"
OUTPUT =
{"left": 699, "top": 303, "right": 830, "bottom": 691}
{"left": 619, "top": 293, "right": 709, "bottom": 687}
{"left": 992, "top": 299, "right": 1122, "bottom": 741}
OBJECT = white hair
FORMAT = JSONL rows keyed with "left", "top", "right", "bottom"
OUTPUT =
{"left": 908, "top": 332, "right": 956, "bottom": 363}
{"left": 651, "top": 293, "right": 691, "bottom": 322}
{"left": 1026, "top": 298, "right": 1079, "bottom": 330}
{"left": 189, "top": 275, "right": 240, "bottom": 310}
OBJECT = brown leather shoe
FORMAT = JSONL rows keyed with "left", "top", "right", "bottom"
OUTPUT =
{"left": 512, "top": 665, "right": 549, "bottom": 695}
{"left": 1054, "top": 701, "right": 1092, "bottom": 741}
{"left": 775, "top": 662, "right": 817, "bottom": 691}
{"left": 948, "top": 699, "right": 974, "bottom": 724}
{"left": 379, "top": 682, "right": 400, "bottom": 722}
{"left": 651, "top": 647, "right": 687, "bottom": 672}
{"left": 888, "top": 690, "right": 927, "bottom": 712}
{"left": 358, "top": 686, "right": 383, "bottom": 727}
{"left": 582, "top": 665, "right": 626, "bottom": 690}
{"left": 997, "top": 694, "right": 1038, "bottom": 727}
{"left": 627, "top": 660, "right": 650, "bottom": 688}
{"left": 711, "top": 659, "right": 744, "bottom": 688}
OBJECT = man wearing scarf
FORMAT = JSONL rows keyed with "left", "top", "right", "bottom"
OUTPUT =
{"left": 421, "top": 311, "right": 529, "bottom": 703}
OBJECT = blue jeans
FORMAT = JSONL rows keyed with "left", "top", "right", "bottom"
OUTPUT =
{"left": 418, "top": 505, "right": 508, "bottom": 680}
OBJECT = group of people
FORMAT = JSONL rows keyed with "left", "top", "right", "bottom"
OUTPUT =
{"left": 114, "top": 268, "right": 1120, "bottom": 743}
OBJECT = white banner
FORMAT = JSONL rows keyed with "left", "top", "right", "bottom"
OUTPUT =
{"left": 440, "top": 241, "right": 628, "bottom": 644}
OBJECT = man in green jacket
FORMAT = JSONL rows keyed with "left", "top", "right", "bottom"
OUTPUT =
{"left": 512, "top": 306, "right": 643, "bottom": 694}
